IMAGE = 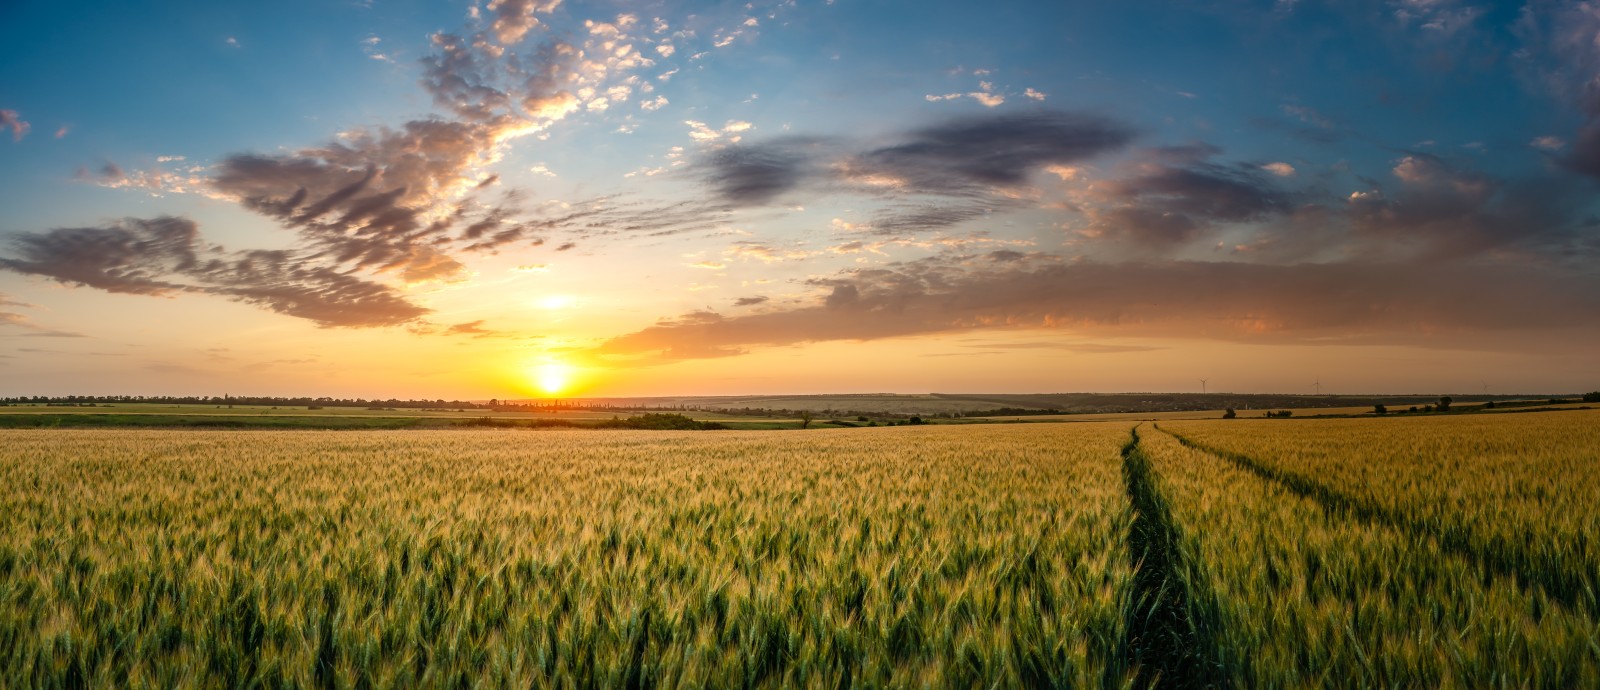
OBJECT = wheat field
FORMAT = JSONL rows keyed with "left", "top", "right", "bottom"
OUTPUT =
{"left": 0, "top": 425, "right": 1135, "bottom": 688}
{"left": 2, "top": 411, "right": 1598, "bottom": 688}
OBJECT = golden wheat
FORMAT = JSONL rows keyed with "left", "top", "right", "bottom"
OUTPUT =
{"left": 0, "top": 424, "right": 1135, "bottom": 688}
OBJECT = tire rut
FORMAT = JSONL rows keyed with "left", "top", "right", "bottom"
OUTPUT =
{"left": 1154, "top": 424, "right": 1596, "bottom": 617}
{"left": 1120, "top": 425, "right": 1230, "bottom": 690}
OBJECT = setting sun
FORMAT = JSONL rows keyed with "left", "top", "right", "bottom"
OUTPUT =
{"left": 534, "top": 362, "right": 575, "bottom": 396}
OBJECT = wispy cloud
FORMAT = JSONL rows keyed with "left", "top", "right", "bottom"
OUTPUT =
{"left": 0, "top": 217, "right": 429, "bottom": 328}
{"left": 0, "top": 110, "right": 29, "bottom": 142}
{"left": 585, "top": 253, "right": 1600, "bottom": 364}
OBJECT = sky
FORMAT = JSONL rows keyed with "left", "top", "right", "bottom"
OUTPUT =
{"left": 1, "top": 0, "right": 1598, "bottom": 399}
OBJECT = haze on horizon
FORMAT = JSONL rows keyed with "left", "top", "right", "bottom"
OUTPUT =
{"left": 2, "top": 0, "right": 1598, "bottom": 399}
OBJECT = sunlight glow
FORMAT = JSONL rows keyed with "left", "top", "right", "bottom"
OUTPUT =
{"left": 539, "top": 295, "right": 577, "bottom": 310}
{"left": 535, "top": 362, "right": 575, "bottom": 396}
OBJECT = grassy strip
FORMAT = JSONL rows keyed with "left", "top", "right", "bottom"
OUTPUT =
{"left": 0, "top": 412, "right": 733, "bottom": 431}
{"left": 454, "top": 413, "right": 727, "bottom": 430}
{"left": 1157, "top": 424, "right": 1597, "bottom": 616}
{"left": 1120, "top": 427, "right": 1230, "bottom": 689}
{"left": 0, "top": 413, "right": 426, "bottom": 429}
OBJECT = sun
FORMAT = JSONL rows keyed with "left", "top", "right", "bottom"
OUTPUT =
{"left": 534, "top": 362, "right": 575, "bottom": 396}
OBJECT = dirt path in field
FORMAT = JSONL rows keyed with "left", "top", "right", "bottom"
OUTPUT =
{"left": 1120, "top": 426, "right": 1231, "bottom": 690}
{"left": 1153, "top": 424, "right": 1597, "bottom": 618}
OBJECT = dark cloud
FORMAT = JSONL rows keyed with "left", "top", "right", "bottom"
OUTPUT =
{"left": 702, "top": 139, "right": 822, "bottom": 205}
{"left": 18, "top": 331, "right": 88, "bottom": 338}
{"left": 680, "top": 110, "right": 1135, "bottom": 234}
{"left": 416, "top": 28, "right": 597, "bottom": 129}
{"left": 978, "top": 342, "right": 1167, "bottom": 354}
{"left": 420, "top": 33, "right": 515, "bottom": 122}
{"left": 211, "top": 118, "right": 545, "bottom": 279}
{"left": 1090, "top": 208, "right": 1203, "bottom": 247}
{"left": 733, "top": 296, "right": 768, "bottom": 307}
{"left": 0, "top": 217, "right": 429, "bottom": 328}
{"left": 0, "top": 216, "right": 199, "bottom": 294}
{"left": 848, "top": 111, "right": 1136, "bottom": 193}
{"left": 1085, "top": 147, "right": 1291, "bottom": 248}
{"left": 1344, "top": 153, "right": 1589, "bottom": 259}
{"left": 866, "top": 203, "right": 1002, "bottom": 234}
{"left": 1564, "top": 121, "right": 1600, "bottom": 179}
{"left": 1101, "top": 159, "right": 1290, "bottom": 222}
{"left": 1513, "top": 3, "right": 1600, "bottom": 181}
{"left": 585, "top": 253, "right": 1600, "bottom": 364}
{"left": 200, "top": 251, "right": 430, "bottom": 327}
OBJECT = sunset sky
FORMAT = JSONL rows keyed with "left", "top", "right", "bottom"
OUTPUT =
{"left": 2, "top": 0, "right": 1598, "bottom": 398}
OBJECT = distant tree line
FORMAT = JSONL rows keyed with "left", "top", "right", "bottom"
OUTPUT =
{"left": 1, "top": 395, "right": 492, "bottom": 409}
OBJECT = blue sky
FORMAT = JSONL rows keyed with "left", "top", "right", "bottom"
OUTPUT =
{"left": 1, "top": 0, "right": 1597, "bottom": 397}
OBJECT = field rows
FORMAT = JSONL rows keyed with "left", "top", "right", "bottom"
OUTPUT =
{"left": 1164, "top": 411, "right": 1600, "bottom": 614}
{"left": 0, "top": 412, "right": 1596, "bottom": 687}
{"left": 1137, "top": 425, "right": 1599, "bottom": 688}
{"left": 0, "top": 426, "right": 1136, "bottom": 688}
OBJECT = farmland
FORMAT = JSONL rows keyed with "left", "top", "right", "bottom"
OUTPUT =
{"left": 0, "top": 410, "right": 1597, "bottom": 687}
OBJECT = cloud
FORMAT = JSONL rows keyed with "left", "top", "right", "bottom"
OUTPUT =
{"left": 5, "top": 5, "right": 689, "bottom": 331}
{"left": 0, "top": 217, "right": 429, "bottom": 328}
{"left": 1513, "top": 3, "right": 1600, "bottom": 180}
{"left": 1262, "top": 162, "right": 1296, "bottom": 177}
{"left": 969, "top": 91, "right": 1004, "bottom": 107}
{"left": 685, "top": 119, "right": 754, "bottom": 143}
{"left": 1530, "top": 136, "right": 1566, "bottom": 152}
{"left": 733, "top": 295, "right": 768, "bottom": 306}
{"left": 209, "top": 117, "right": 549, "bottom": 275}
{"left": 1393, "top": 0, "right": 1483, "bottom": 35}
{"left": 78, "top": 160, "right": 215, "bottom": 197}
{"left": 1338, "top": 152, "right": 1590, "bottom": 259}
{"left": 665, "top": 110, "right": 1136, "bottom": 235}
{"left": 845, "top": 111, "right": 1135, "bottom": 194}
{"left": 978, "top": 341, "right": 1166, "bottom": 354}
{"left": 486, "top": 0, "right": 562, "bottom": 45}
{"left": 1083, "top": 147, "right": 1291, "bottom": 248}
{"left": 584, "top": 253, "right": 1600, "bottom": 364}
{"left": 419, "top": 33, "right": 518, "bottom": 122}
{"left": 443, "top": 320, "right": 508, "bottom": 338}
{"left": 1252, "top": 104, "right": 1342, "bottom": 144}
{"left": 0, "top": 293, "right": 86, "bottom": 339}
{"left": 0, "top": 110, "right": 30, "bottom": 142}
{"left": 701, "top": 139, "right": 821, "bottom": 205}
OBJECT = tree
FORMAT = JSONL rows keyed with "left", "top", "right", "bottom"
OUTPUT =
{"left": 1374, "top": 404, "right": 1387, "bottom": 415}
{"left": 1223, "top": 408, "right": 1237, "bottom": 419}
{"left": 909, "top": 416, "right": 924, "bottom": 425}
{"left": 799, "top": 410, "right": 814, "bottom": 429}
{"left": 1438, "top": 396, "right": 1452, "bottom": 412}
{"left": 1583, "top": 391, "right": 1600, "bottom": 403}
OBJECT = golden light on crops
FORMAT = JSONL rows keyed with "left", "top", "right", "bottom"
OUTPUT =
{"left": 534, "top": 361, "right": 575, "bottom": 396}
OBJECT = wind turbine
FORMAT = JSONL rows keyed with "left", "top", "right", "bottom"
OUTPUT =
{"left": 1313, "top": 377, "right": 1322, "bottom": 396}
{"left": 1199, "top": 378, "right": 1208, "bottom": 395}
